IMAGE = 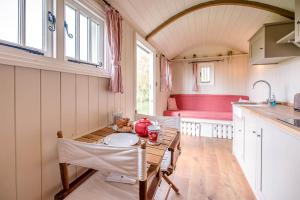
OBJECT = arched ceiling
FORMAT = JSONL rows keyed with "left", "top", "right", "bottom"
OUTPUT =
{"left": 109, "top": 0, "right": 294, "bottom": 59}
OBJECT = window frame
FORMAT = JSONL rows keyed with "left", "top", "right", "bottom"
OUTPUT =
{"left": 0, "top": 0, "right": 53, "bottom": 56}
{"left": 0, "top": 0, "right": 111, "bottom": 78}
{"left": 64, "top": 0, "right": 105, "bottom": 68}
{"left": 198, "top": 62, "right": 215, "bottom": 86}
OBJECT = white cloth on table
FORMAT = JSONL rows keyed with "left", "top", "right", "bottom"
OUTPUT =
{"left": 58, "top": 138, "right": 139, "bottom": 178}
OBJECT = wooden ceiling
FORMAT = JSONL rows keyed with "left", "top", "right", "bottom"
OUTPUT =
{"left": 109, "top": 0, "right": 294, "bottom": 58}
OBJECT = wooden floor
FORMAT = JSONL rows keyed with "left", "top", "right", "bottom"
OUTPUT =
{"left": 155, "top": 135, "right": 255, "bottom": 200}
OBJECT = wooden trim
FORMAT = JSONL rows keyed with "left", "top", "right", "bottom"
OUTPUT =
{"left": 168, "top": 131, "right": 180, "bottom": 152}
{"left": 147, "top": 170, "right": 162, "bottom": 200}
{"left": 0, "top": 46, "right": 111, "bottom": 79}
{"left": 145, "top": 0, "right": 294, "bottom": 40}
{"left": 162, "top": 174, "right": 179, "bottom": 194}
{"left": 139, "top": 180, "right": 147, "bottom": 200}
{"left": 139, "top": 140, "right": 147, "bottom": 200}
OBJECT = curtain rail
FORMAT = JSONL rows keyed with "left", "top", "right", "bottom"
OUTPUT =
{"left": 170, "top": 53, "right": 248, "bottom": 63}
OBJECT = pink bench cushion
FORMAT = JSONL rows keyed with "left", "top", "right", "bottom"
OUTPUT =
{"left": 163, "top": 94, "right": 249, "bottom": 121}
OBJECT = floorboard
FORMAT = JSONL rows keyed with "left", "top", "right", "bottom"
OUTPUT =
{"left": 155, "top": 135, "right": 256, "bottom": 200}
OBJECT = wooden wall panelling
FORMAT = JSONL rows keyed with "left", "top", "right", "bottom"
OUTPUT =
{"left": 0, "top": 64, "right": 16, "bottom": 200}
{"left": 171, "top": 55, "right": 248, "bottom": 95}
{"left": 98, "top": 78, "right": 108, "bottom": 127}
{"left": 75, "top": 74, "right": 89, "bottom": 177}
{"left": 76, "top": 74, "right": 89, "bottom": 134}
{"left": 60, "top": 72, "right": 77, "bottom": 180}
{"left": 88, "top": 76, "right": 99, "bottom": 130}
{"left": 115, "top": 93, "right": 121, "bottom": 114}
{"left": 120, "top": 21, "right": 128, "bottom": 118}
{"left": 41, "top": 70, "right": 61, "bottom": 199}
{"left": 123, "top": 21, "right": 135, "bottom": 119}
{"left": 15, "top": 67, "right": 41, "bottom": 200}
{"left": 107, "top": 91, "right": 115, "bottom": 124}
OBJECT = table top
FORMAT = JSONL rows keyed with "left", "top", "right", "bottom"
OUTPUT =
{"left": 74, "top": 127, "right": 179, "bottom": 167}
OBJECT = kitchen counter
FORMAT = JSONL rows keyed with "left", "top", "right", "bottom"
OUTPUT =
{"left": 235, "top": 104, "right": 300, "bottom": 138}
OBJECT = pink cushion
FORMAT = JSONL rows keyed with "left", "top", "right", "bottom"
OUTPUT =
{"left": 164, "top": 110, "right": 232, "bottom": 121}
{"left": 171, "top": 94, "right": 249, "bottom": 112}
{"left": 167, "top": 97, "right": 178, "bottom": 110}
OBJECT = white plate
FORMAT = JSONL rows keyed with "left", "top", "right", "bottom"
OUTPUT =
{"left": 103, "top": 133, "right": 139, "bottom": 147}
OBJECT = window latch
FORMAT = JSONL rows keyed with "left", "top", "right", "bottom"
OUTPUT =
{"left": 98, "top": 61, "right": 103, "bottom": 68}
{"left": 64, "top": 21, "right": 74, "bottom": 38}
{"left": 48, "top": 11, "right": 56, "bottom": 32}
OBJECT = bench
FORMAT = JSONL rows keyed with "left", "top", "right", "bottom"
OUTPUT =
{"left": 163, "top": 94, "right": 249, "bottom": 138}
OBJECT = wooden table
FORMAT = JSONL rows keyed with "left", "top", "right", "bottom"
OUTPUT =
{"left": 74, "top": 127, "right": 179, "bottom": 169}
{"left": 55, "top": 127, "right": 180, "bottom": 200}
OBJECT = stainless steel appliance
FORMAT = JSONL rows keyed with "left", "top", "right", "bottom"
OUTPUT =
{"left": 277, "top": 118, "right": 300, "bottom": 128}
{"left": 294, "top": 93, "right": 300, "bottom": 111}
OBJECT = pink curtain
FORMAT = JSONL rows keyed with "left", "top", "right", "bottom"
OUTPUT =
{"left": 192, "top": 63, "right": 199, "bottom": 92}
{"left": 106, "top": 6, "right": 123, "bottom": 93}
{"left": 160, "top": 55, "right": 172, "bottom": 92}
{"left": 168, "top": 63, "right": 173, "bottom": 91}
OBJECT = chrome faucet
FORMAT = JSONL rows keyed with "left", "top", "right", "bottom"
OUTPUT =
{"left": 252, "top": 80, "right": 272, "bottom": 103}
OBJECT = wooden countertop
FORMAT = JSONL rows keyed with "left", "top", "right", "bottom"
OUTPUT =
{"left": 235, "top": 104, "right": 300, "bottom": 138}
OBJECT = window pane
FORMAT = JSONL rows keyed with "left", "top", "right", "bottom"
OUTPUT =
{"left": 0, "top": 0, "right": 18, "bottom": 43}
{"left": 65, "top": 5, "right": 76, "bottom": 58}
{"left": 26, "top": 0, "right": 43, "bottom": 49}
{"left": 201, "top": 67, "right": 210, "bottom": 83}
{"left": 91, "top": 21, "right": 99, "bottom": 64}
{"left": 80, "top": 14, "right": 88, "bottom": 61}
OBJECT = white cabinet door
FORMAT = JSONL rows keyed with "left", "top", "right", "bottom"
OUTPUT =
{"left": 244, "top": 114, "right": 257, "bottom": 189}
{"left": 258, "top": 122, "right": 300, "bottom": 200}
{"left": 244, "top": 112, "right": 262, "bottom": 192}
{"left": 233, "top": 114, "right": 245, "bottom": 167}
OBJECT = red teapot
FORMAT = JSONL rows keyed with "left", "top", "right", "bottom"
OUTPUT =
{"left": 135, "top": 118, "right": 153, "bottom": 137}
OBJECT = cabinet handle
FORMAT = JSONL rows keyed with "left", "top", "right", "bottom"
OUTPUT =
{"left": 297, "top": 21, "right": 300, "bottom": 24}
{"left": 259, "top": 48, "right": 263, "bottom": 50}
{"left": 252, "top": 130, "right": 261, "bottom": 137}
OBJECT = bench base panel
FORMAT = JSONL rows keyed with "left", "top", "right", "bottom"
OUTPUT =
{"left": 180, "top": 118, "right": 233, "bottom": 139}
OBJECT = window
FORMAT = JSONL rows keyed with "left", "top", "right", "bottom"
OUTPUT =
{"left": 0, "top": 0, "right": 49, "bottom": 53}
{"left": 79, "top": 14, "right": 88, "bottom": 61}
{"left": 0, "top": 0, "right": 18, "bottom": 44}
{"left": 64, "top": 3, "right": 104, "bottom": 66}
{"left": 65, "top": 5, "right": 76, "bottom": 58}
{"left": 136, "top": 40, "right": 154, "bottom": 115}
{"left": 26, "top": 0, "right": 44, "bottom": 49}
{"left": 199, "top": 63, "right": 214, "bottom": 85}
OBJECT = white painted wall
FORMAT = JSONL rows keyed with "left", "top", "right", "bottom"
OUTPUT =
{"left": 0, "top": 19, "right": 136, "bottom": 200}
{"left": 247, "top": 57, "right": 300, "bottom": 103}
{"left": 171, "top": 55, "right": 249, "bottom": 95}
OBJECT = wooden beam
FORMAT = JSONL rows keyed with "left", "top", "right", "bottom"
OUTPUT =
{"left": 145, "top": 0, "right": 294, "bottom": 40}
